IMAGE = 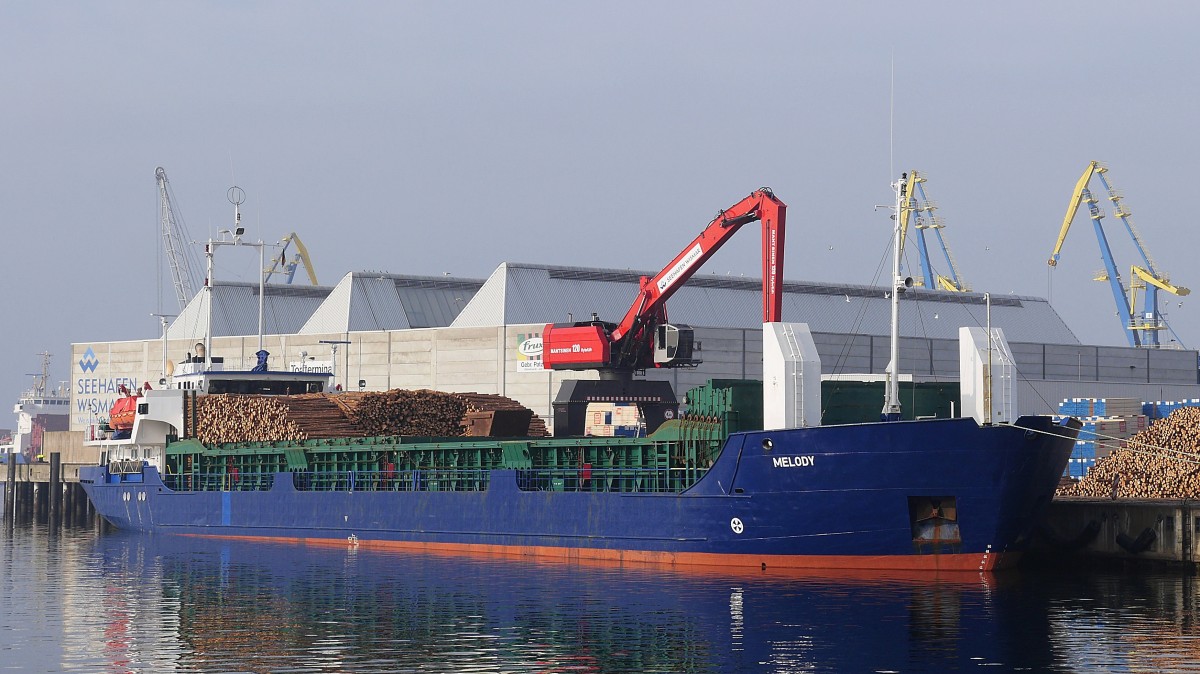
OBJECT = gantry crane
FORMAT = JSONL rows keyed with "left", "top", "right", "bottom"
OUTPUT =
{"left": 897, "top": 171, "right": 969, "bottom": 292}
{"left": 262, "top": 232, "right": 319, "bottom": 285}
{"left": 155, "top": 167, "right": 203, "bottom": 311}
{"left": 1048, "top": 161, "right": 1189, "bottom": 348}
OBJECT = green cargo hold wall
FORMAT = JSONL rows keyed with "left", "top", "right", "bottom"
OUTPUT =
{"left": 821, "top": 381, "right": 960, "bottom": 425}
{"left": 682, "top": 379, "right": 959, "bottom": 427}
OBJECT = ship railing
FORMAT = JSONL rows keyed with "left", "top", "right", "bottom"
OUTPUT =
{"left": 162, "top": 472, "right": 275, "bottom": 492}
{"left": 516, "top": 466, "right": 709, "bottom": 494}
{"left": 292, "top": 468, "right": 492, "bottom": 493}
{"left": 158, "top": 466, "right": 709, "bottom": 494}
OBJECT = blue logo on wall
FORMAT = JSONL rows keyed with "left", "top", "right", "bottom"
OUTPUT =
{"left": 79, "top": 347, "right": 99, "bottom": 373}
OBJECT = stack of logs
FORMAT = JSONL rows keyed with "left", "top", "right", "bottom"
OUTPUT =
{"left": 1058, "top": 407, "right": 1200, "bottom": 499}
{"left": 458, "top": 392, "right": 550, "bottom": 437}
{"left": 343, "top": 389, "right": 467, "bottom": 437}
{"left": 190, "top": 389, "right": 548, "bottom": 444}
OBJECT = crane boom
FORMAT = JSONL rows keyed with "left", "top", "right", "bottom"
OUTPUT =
{"left": 1131, "top": 265, "right": 1190, "bottom": 297}
{"left": 263, "top": 232, "right": 319, "bottom": 285}
{"left": 156, "top": 167, "right": 201, "bottom": 311}
{"left": 1048, "top": 161, "right": 1101, "bottom": 267}
{"left": 612, "top": 189, "right": 787, "bottom": 341}
{"left": 543, "top": 188, "right": 787, "bottom": 372}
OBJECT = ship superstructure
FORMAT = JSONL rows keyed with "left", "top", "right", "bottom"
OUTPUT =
{"left": 4, "top": 353, "right": 70, "bottom": 462}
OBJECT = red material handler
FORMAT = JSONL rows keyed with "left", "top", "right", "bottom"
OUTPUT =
{"left": 543, "top": 188, "right": 787, "bottom": 372}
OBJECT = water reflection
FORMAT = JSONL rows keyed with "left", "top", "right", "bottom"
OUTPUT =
{"left": 13, "top": 521, "right": 1200, "bottom": 672}
{"left": 74, "top": 534, "right": 1057, "bottom": 673}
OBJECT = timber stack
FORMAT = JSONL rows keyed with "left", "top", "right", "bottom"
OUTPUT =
{"left": 343, "top": 389, "right": 467, "bottom": 436}
{"left": 190, "top": 389, "right": 547, "bottom": 443}
{"left": 1058, "top": 407, "right": 1200, "bottom": 499}
{"left": 458, "top": 392, "right": 549, "bottom": 437}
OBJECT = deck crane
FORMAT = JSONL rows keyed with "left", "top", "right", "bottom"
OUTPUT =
{"left": 897, "top": 171, "right": 970, "bottom": 292}
{"left": 262, "top": 232, "right": 319, "bottom": 285}
{"left": 155, "top": 167, "right": 203, "bottom": 311}
{"left": 542, "top": 188, "right": 787, "bottom": 435}
{"left": 1048, "top": 161, "right": 1189, "bottom": 348}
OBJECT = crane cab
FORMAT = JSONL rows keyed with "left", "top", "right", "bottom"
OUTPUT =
{"left": 654, "top": 324, "right": 700, "bottom": 367}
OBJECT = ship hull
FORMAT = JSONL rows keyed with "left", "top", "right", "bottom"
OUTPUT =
{"left": 80, "top": 416, "right": 1077, "bottom": 571}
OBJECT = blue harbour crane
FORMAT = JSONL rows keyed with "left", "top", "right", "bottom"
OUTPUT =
{"left": 1048, "top": 161, "right": 1189, "bottom": 348}
{"left": 897, "top": 171, "right": 970, "bottom": 292}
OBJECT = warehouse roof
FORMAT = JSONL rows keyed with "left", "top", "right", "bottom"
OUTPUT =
{"left": 167, "top": 272, "right": 483, "bottom": 340}
{"left": 451, "top": 262, "right": 1082, "bottom": 345}
{"left": 167, "top": 281, "right": 332, "bottom": 342}
{"left": 299, "top": 272, "right": 483, "bottom": 334}
{"left": 166, "top": 263, "right": 1081, "bottom": 346}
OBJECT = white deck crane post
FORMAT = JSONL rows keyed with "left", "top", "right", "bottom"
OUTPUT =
{"left": 155, "top": 167, "right": 202, "bottom": 312}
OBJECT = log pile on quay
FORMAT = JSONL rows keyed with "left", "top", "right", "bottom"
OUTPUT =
{"left": 1058, "top": 407, "right": 1200, "bottom": 498}
{"left": 190, "top": 389, "right": 545, "bottom": 444}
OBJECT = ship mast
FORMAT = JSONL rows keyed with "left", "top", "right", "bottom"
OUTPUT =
{"left": 203, "top": 186, "right": 267, "bottom": 371}
{"left": 31, "top": 352, "right": 51, "bottom": 397}
{"left": 882, "top": 174, "right": 910, "bottom": 421}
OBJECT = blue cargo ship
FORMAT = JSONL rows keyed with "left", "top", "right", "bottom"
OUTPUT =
{"left": 79, "top": 376, "right": 1078, "bottom": 572}
{"left": 78, "top": 179, "right": 1079, "bottom": 571}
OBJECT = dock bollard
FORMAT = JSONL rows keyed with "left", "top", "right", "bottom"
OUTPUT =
{"left": 48, "top": 452, "right": 61, "bottom": 523}
{"left": 4, "top": 455, "right": 14, "bottom": 520}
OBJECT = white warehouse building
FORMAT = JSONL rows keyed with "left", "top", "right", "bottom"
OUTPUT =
{"left": 69, "top": 263, "right": 1200, "bottom": 434}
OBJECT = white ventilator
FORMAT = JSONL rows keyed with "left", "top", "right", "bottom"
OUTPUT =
{"left": 764, "top": 322, "right": 823, "bottom": 429}
{"left": 959, "top": 326, "right": 1017, "bottom": 425}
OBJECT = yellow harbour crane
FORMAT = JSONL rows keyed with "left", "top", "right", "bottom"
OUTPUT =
{"left": 898, "top": 171, "right": 970, "bottom": 292}
{"left": 263, "top": 232, "right": 319, "bottom": 285}
{"left": 1047, "top": 161, "right": 1188, "bottom": 348}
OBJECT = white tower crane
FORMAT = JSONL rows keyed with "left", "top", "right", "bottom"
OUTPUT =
{"left": 156, "top": 167, "right": 202, "bottom": 312}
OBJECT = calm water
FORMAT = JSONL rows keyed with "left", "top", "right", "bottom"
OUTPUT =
{"left": 4, "top": 519, "right": 1200, "bottom": 673}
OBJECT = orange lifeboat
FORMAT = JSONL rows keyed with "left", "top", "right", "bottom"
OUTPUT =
{"left": 109, "top": 385, "right": 140, "bottom": 432}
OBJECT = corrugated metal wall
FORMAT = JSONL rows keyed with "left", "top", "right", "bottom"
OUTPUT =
{"left": 72, "top": 324, "right": 1200, "bottom": 433}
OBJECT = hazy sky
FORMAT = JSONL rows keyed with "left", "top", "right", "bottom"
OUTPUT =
{"left": 3, "top": 1, "right": 1199, "bottom": 406}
